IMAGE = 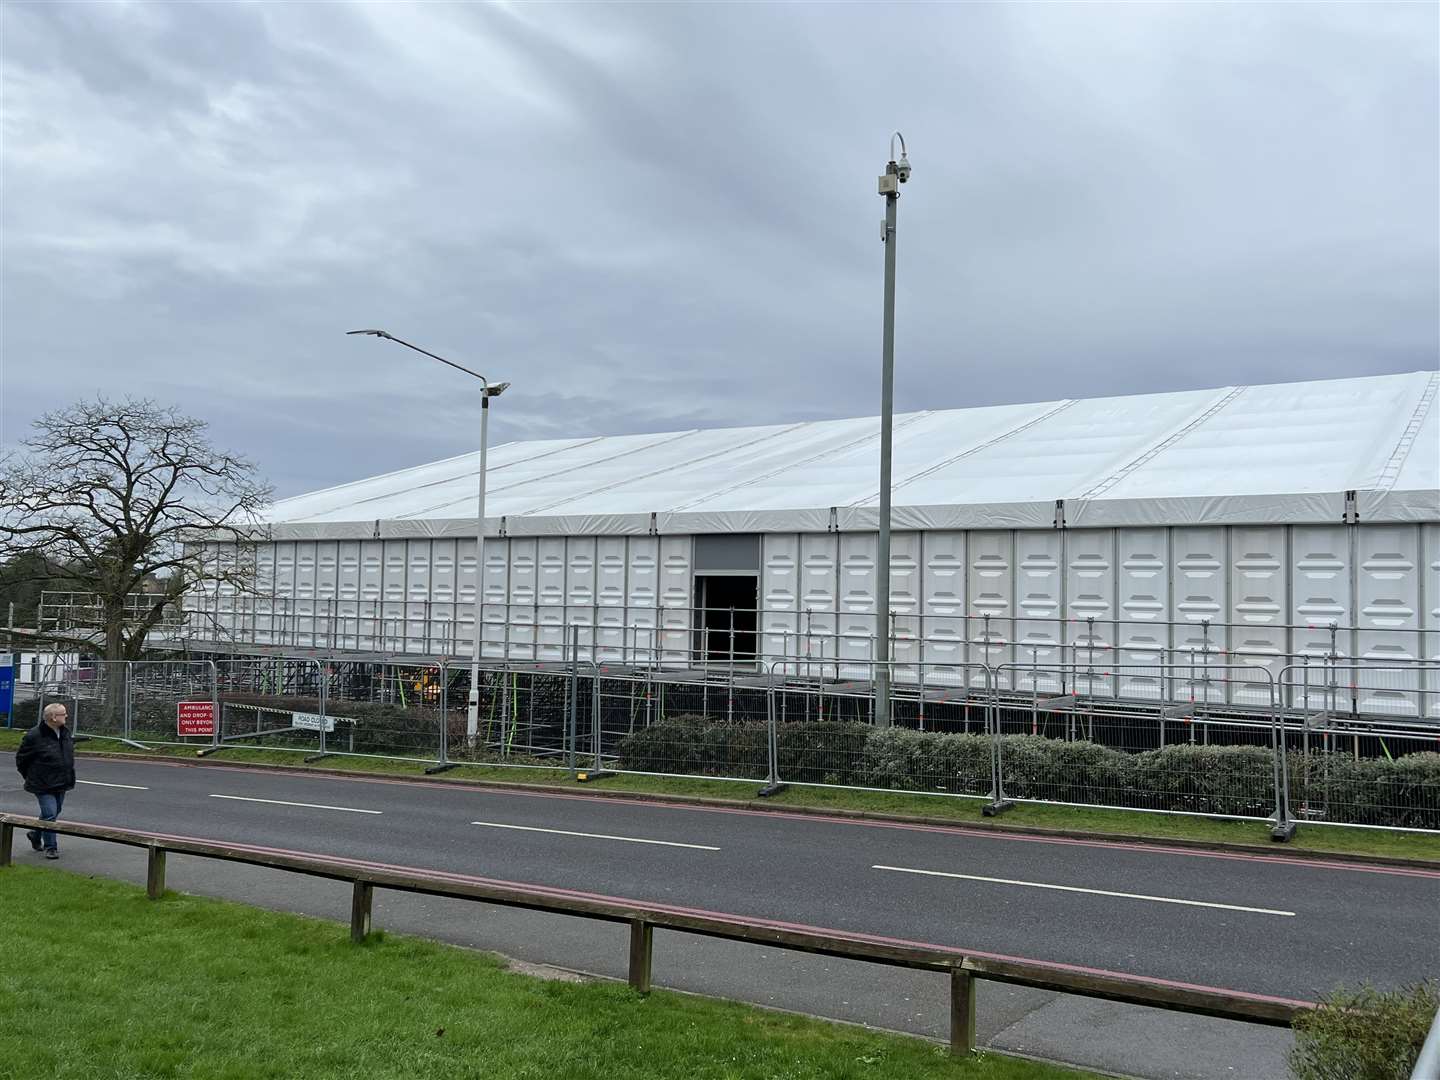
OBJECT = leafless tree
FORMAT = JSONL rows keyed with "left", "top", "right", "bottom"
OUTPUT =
{"left": 0, "top": 399, "right": 271, "bottom": 705}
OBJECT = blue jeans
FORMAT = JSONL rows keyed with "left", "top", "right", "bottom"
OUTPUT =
{"left": 27, "top": 791, "right": 65, "bottom": 852}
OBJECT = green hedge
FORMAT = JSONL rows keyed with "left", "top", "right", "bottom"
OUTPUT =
{"left": 1290, "top": 981, "right": 1438, "bottom": 1080}
{"left": 615, "top": 719, "right": 1440, "bottom": 829}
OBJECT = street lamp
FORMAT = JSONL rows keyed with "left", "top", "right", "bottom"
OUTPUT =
{"left": 875, "top": 132, "right": 910, "bottom": 729}
{"left": 346, "top": 329, "right": 509, "bottom": 743}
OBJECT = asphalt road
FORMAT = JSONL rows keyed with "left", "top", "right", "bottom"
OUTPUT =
{"left": 4, "top": 753, "right": 1436, "bottom": 1080}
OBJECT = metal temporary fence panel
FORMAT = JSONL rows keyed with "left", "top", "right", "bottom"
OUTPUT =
{"left": 536, "top": 537, "right": 567, "bottom": 660}
{"left": 129, "top": 660, "right": 216, "bottom": 746}
{"left": 1014, "top": 530, "right": 1063, "bottom": 693}
{"left": 1425, "top": 523, "right": 1440, "bottom": 719}
{"left": 508, "top": 537, "right": 538, "bottom": 660}
{"left": 921, "top": 530, "right": 966, "bottom": 674}
{"left": 890, "top": 532, "right": 922, "bottom": 682}
{"left": 627, "top": 537, "right": 660, "bottom": 664}
{"left": 837, "top": 531, "right": 878, "bottom": 679}
{"left": 216, "top": 658, "right": 321, "bottom": 754}
{"left": 761, "top": 533, "right": 800, "bottom": 670}
{"left": 799, "top": 533, "right": 839, "bottom": 669}
{"left": 1229, "top": 525, "right": 1288, "bottom": 708}
{"left": 659, "top": 536, "right": 693, "bottom": 667}
{"left": 596, "top": 537, "right": 627, "bottom": 661}
{"left": 1355, "top": 524, "right": 1421, "bottom": 716}
{"left": 968, "top": 531, "right": 1013, "bottom": 688}
{"left": 481, "top": 536, "right": 509, "bottom": 659}
{"left": 566, "top": 537, "right": 597, "bottom": 660}
{"left": 1116, "top": 527, "right": 1169, "bottom": 701}
{"left": 1172, "top": 526, "right": 1229, "bottom": 704}
{"left": 1065, "top": 529, "right": 1116, "bottom": 698}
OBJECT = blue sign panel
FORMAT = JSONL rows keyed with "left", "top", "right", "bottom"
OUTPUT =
{"left": 0, "top": 654, "right": 14, "bottom": 722}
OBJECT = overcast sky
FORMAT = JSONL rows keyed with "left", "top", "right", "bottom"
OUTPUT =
{"left": 2, "top": 2, "right": 1435, "bottom": 498}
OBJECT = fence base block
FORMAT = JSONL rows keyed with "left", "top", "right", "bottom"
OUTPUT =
{"left": 1269, "top": 821, "right": 1297, "bottom": 842}
{"left": 756, "top": 782, "right": 789, "bottom": 798}
{"left": 981, "top": 800, "right": 1015, "bottom": 817}
{"left": 424, "top": 762, "right": 460, "bottom": 775}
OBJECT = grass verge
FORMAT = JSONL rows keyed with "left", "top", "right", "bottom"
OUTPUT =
{"left": 3, "top": 725, "right": 1438, "bottom": 862}
{"left": 0, "top": 865, "right": 1095, "bottom": 1080}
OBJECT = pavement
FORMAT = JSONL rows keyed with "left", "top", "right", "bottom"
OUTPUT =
{"left": 4, "top": 752, "right": 1437, "bottom": 1079}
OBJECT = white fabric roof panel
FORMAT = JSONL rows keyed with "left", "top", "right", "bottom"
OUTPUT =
{"left": 264, "top": 370, "right": 1440, "bottom": 539}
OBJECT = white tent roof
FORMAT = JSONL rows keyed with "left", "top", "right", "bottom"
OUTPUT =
{"left": 265, "top": 370, "right": 1440, "bottom": 539}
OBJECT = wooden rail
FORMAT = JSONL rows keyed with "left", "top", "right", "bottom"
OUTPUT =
{"left": 0, "top": 813, "right": 1311, "bottom": 1055}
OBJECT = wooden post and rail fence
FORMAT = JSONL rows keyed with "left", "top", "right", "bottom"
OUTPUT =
{"left": 0, "top": 812, "right": 1312, "bottom": 1057}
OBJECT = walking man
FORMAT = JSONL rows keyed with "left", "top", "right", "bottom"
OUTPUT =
{"left": 15, "top": 703, "right": 76, "bottom": 859}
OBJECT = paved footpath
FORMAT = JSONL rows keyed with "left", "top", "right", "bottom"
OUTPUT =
{"left": 4, "top": 753, "right": 1436, "bottom": 1079}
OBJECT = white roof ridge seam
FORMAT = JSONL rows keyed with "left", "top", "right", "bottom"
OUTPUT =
{"left": 844, "top": 399, "right": 1078, "bottom": 508}
{"left": 513, "top": 421, "right": 814, "bottom": 517}
{"left": 266, "top": 439, "right": 523, "bottom": 511}
{"left": 665, "top": 411, "right": 935, "bottom": 514}
{"left": 1073, "top": 385, "right": 1248, "bottom": 503}
{"left": 1363, "top": 371, "right": 1439, "bottom": 494}
{"left": 393, "top": 428, "right": 703, "bottom": 520}
{"left": 272, "top": 436, "right": 609, "bottom": 522}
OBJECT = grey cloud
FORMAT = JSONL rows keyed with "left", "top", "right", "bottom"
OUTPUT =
{"left": 1, "top": 2, "right": 1434, "bottom": 498}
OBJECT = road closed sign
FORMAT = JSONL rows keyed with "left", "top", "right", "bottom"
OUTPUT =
{"left": 177, "top": 701, "right": 215, "bottom": 737}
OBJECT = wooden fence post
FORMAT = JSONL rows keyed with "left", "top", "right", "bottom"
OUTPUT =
{"left": 351, "top": 881, "right": 373, "bottom": 943}
{"left": 628, "top": 918, "right": 653, "bottom": 995}
{"left": 0, "top": 822, "right": 12, "bottom": 868}
{"left": 146, "top": 845, "right": 167, "bottom": 899}
{"left": 950, "top": 966, "right": 976, "bottom": 1055}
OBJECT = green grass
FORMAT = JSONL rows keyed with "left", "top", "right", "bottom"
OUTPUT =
{"left": 0, "top": 866, "right": 1094, "bottom": 1080}
{"left": 4, "top": 725, "right": 1438, "bottom": 862}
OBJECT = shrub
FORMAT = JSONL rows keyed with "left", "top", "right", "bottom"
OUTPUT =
{"left": 1289, "top": 981, "right": 1438, "bottom": 1080}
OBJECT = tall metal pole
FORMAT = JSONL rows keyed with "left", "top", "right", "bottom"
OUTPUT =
{"left": 875, "top": 133, "right": 910, "bottom": 729}
{"left": 468, "top": 396, "right": 491, "bottom": 741}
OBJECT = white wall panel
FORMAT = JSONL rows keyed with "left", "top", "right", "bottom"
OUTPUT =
{"left": 455, "top": 538, "right": 478, "bottom": 654}
{"left": 1014, "top": 531, "right": 1063, "bottom": 693}
{"left": 1355, "top": 524, "right": 1420, "bottom": 716}
{"left": 1172, "top": 527, "right": 1228, "bottom": 704}
{"left": 628, "top": 537, "right": 660, "bottom": 664}
{"left": 968, "top": 531, "right": 1012, "bottom": 688}
{"left": 359, "top": 540, "right": 383, "bottom": 651}
{"left": 336, "top": 541, "right": 360, "bottom": 651}
{"left": 921, "top": 531, "right": 966, "bottom": 679}
{"left": 799, "top": 534, "right": 839, "bottom": 672}
{"left": 294, "top": 541, "right": 317, "bottom": 648}
{"left": 659, "top": 536, "right": 692, "bottom": 666}
{"left": 837, "top": 532, "right": 878, "bottom": 678}
{"left": 1423, "top": 524, "right": 1440, "bottom": 719}
{"left": 480, "top": 538, "right": 509, "bottom": 660}
{"left": 535, "top": 538, "right": 567, "bottom": 660}
{"left": 566, "top": 537, "right": 597, "bottom": 659}
{"left": 595, "top": 537, "right": 627, "bottom": 661}
{"left": 253, "top": 544, "right": 276, "bottom": 645}
{"left": 888, "top": 532, "right": 922, "bottom": 682}
{"left": 1065, "top": 530, "right": 1116, "bottom": 697}
{"left": 1229, "top": 526, "right": 1287, "bottom": 707}
{"left": 1117, "top": 528, "right": 1168, "bottom": 701}
{"left": 507, "top": 538, "right": 538, "bottom": 660}
{"left": 430, "top": 539, "right": 457, "bottom": 655}
{"left": 405, "top": 540, "right": 431, "bottom": 653}
{"left": 761, "top": 534, "right": 799, "bottom": 672}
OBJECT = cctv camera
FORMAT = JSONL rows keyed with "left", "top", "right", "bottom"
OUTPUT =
{"left": 896, "top": 156, "right": 912, "bottom": 183}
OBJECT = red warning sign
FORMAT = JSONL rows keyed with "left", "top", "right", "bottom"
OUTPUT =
{"left": 177, "top": 701, "right": 215, "bottom": 737}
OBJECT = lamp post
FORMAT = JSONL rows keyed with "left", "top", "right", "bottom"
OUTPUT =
{"left": 874, "top": 132, "right": 911, "bottom": 729}
{"left": 346, "top": 329, "right": 509, "bottom": 743}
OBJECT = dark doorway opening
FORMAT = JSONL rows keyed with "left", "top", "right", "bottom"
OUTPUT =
{"left": 694, "top": 575, "right": 757, "bottom": 664}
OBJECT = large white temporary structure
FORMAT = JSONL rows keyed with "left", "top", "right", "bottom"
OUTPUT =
{"left": 190, "top": 370, "right": 1440, "bottom": 717}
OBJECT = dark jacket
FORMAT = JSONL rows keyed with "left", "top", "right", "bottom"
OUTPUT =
{"left": 15, "top": 721, "right": 76, "bottom": 795}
